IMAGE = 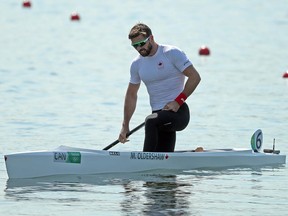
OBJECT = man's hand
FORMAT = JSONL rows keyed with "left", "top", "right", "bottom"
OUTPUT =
{"left": 163, "top": 101, "right": 180, "bottom": 112}
{"left": 118, "top": 126, "right": 130, "bottom": 143}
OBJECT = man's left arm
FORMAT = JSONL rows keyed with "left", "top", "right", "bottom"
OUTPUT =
{"left": 163, "top": 65, "right": 201, "bottom": 112}
{"left": 182, "top": 65, "right": 201, "bottom": 97}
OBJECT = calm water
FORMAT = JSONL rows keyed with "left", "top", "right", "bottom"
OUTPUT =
{"left": 1, "top": 0, "right": 288, "bottom": 215}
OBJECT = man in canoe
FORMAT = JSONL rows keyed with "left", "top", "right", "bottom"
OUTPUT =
{"left": 118, "top": 23, "right": 201, "bottom": 152}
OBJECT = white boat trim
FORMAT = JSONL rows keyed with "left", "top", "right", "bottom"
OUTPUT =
{"left": 4, "top": 145, "right": 286, "bottom": 179}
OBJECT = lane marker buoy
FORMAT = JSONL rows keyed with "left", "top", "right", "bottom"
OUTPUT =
{"left": 70, "top": 12, "right": 80, "bottom": 21}
{"left": 199, "top": 45, "right": 210, "bottom": 56}
{"left": 22, "top": 0, "right": 32, "bottom": 8}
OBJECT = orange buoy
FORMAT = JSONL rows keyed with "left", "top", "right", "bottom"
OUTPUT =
{"left": 282, "top": 71, "right": 288, "bottom": 78}
{"left": 199, "top": 46, "right": 210, "bottom": 56}
{"left": 22, "top": 0, "right": 31, "bottom": 8}
{"left": 70, "top": 12, "right": 80, "bottom": 21}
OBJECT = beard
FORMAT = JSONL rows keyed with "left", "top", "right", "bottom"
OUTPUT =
{"left": 139, "top": 43, "right": 153, "bottom": 57}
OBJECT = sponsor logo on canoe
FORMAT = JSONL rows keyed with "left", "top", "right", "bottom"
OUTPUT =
{"left": 53, "top": 152, "right": 81, "bottom": 164}
{"left": 109, "top": 151, "right": 120, "bottom": 156}
{"left": 130, "top": 152, "right": 168, "bottom": 160}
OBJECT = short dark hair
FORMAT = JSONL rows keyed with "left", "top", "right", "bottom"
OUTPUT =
{"left": 128, "top": 23, "right": 152, "bottom": 39}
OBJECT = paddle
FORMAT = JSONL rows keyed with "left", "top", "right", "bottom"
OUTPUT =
{"left": 103, "top": 122, "right": 145, "bottom": 150}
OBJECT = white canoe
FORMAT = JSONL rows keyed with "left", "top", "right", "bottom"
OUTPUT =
{"left": 4, "top": 145, "right": 286, "bottom": 179}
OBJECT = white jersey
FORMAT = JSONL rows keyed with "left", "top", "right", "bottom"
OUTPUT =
{"left": 130, "top": 44, "right": 192, "bottom": 111}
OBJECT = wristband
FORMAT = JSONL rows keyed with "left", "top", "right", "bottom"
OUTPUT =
{"left": 175, "top": 93, "right": 187, "bottom": 106}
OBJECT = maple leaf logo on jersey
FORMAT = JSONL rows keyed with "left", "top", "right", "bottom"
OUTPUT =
{"left": 157, "top": 61, "right": 164, "bottom": 69}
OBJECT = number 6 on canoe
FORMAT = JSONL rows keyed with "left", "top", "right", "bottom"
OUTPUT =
{"left": 103, "top": 122, "right": 145, "bottom": 150}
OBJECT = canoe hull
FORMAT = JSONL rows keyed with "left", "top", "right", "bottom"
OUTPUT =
{"left": 4, "top": 146, "right": 286, "bottom": 179}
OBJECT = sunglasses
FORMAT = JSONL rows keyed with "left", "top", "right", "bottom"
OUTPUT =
{"left": 131, "top": 37, "right": 150, "bottom": 48}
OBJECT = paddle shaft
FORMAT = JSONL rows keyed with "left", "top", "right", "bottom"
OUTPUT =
{"left": 103, "top": 122, "right": 145, "bottom": 150}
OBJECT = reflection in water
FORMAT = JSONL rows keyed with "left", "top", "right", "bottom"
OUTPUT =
{"left": 5, "top": 173, "right": 194, "bottom": 214}
{"left": 5, "top": 175, "right": 88, "bottom": 203}
{"left": 120, "top": 174, "right": 192, "bottom": 215}
{"left": 4, "top": 168, "right": 282, "bottom": 214}
{"left": 142, "top": 175, "right": 191, "bottom": 215}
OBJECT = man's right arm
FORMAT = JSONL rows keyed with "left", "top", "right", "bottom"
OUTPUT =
{"left": 119, "top": 83, "right": 140, "bottom": 143}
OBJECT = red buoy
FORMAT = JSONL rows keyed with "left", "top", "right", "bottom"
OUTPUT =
{"left": 283, "top": 71, "right": 288, "bottom": 78}
{"left": 22, "top": 0, "right": 31, "bottom": 8}
{"left": 70, "top": 12, "right": 80, "bottom": 21}
{"left": 199, "top": 46, "right": 210, "bottom": 56}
